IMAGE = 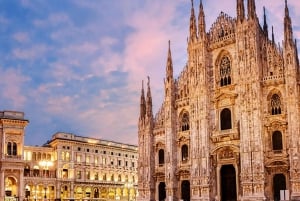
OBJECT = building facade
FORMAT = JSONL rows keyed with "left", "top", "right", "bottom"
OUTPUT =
{"left": 137, "top": 0, "right": 300, "bottom": 201}
{"left": 0, "top": 111, "right": 138, "bottom": 201}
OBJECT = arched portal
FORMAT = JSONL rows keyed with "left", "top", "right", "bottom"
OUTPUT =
{"left": 221, "top": 164, "right": 237, "bottom": 201}
{"left": 5, "top": 177, "right": 18, "bottom": 197}
{"left": 181, "top": 180, "right": 190, "bottom": 201}
{"left": 273, "top": 174, "right": 286, "bottom": 201}
{"left": 158, "top": 182, "right": 166, "bottom": 201}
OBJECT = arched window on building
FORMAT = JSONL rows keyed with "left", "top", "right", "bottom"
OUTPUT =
{"left": 181, "top": 113, "right": 190, "bottom": 131}
{"left": 6, "top": 142, "right": 17, "bottom": 156}
{"left": 271, "top": 94, "right": 282, "bottom": 115}
{"left": 220, "top": 56, "right": 231, "bottom": 87}
{"left": 272, "top": 131, "right": 283, "bottom": 151}
{"left": 32, "top": 152, "right": 36, "bottom": 161}
{"left": 158, "top": 149, "right": 164, "bottom": 166}
{"left": 7, "top": 142, "right": 12, "bottom": 155}
{"left": 181, "top": 145, "right": 188, "bottom": 162}
{"left": 37, "top": 152, "right": 41, "bottom": 160}
{"left": 12, "top": 142, "right": 17, "bottom": 155}
{"left": 220, "top": 108, "right": 232, "bottom": 130}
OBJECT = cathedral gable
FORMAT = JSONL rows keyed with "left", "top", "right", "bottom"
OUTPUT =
{"left": 208, "top": 12, "right": 236, "bottom": 50}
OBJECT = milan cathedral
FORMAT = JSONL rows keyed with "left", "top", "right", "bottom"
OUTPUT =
{"left": 138, "top": 0, "right": 300, "bottom": 200}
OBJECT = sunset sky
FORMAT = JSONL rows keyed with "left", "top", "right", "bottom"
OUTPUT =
{"left": 0, "top": 0, "right": 299, "bottom": 146}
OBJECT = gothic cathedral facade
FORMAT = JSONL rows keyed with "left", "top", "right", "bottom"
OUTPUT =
{"left": 137, "top": 0, "right": 300, "bottom": 201}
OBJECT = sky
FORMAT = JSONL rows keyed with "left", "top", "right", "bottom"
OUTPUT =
{"left": 0, "top": 0, "right": 299, "bottom": 146}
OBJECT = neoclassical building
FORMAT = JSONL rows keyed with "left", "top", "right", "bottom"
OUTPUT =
{"left": 0, "top": 111, "right": 138, "bottom": 201}
{"left": 138, "top": 0, "right": 300, "bottom": 201}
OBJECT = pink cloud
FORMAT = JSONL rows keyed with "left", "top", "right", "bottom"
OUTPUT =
{"left": 12, "top": 44, "right": 48, "bottom": 60}
{"left": 12, "top": 32, "right": 30, "bottom": 43}
{"left": 0, "top": 67, "right": 30, "bottom": 108}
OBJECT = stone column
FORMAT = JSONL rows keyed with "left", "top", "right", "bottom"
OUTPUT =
{"left": 70, "top": 182, "right": 74, "bottom": 198}
{"left": 19, "top": 169, "right": 24, "bottom": 200}
{"left": 0, "top": 170, "right": 4, "bottom": 201}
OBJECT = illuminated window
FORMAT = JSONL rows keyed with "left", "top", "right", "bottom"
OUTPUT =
{"left": 86, "top": 171, "right": 90, "bottom": 180}
{"left": 77, "top": 171, "right": 82, "bottom": 179}
{"left": 77, "top": 155, "right": 81, "bottom": 162}
{"left": 66, "top": 152, "right": 70, "bottom": 161}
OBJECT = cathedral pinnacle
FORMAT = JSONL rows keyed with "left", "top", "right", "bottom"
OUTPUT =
{"left": 284, "top": 0, "right": 294, "bottom": 47}
{"left": 272, "top": 26, "right": 275, "bottom": 44}
{"left": 198, "top": 0, "right": 206, "bottom": 37}
{"left": 166, "top": 40, "right": 173, "bottom": 81}
{"left": 247, "top": 0, "right": 257, "bottom": 20}
{"left": 139, "top": 80, "right": 146, "bottom": 120}
{"left": 189, "top": 0, "right": 197, "bottom": 41}
{"left": 237, "top": 0, "right": 245, "bottom": 22}
{"left": 146, "top": 76, "right": 152, "bottom": 117}
{"left": 263, "top": 7, "right": 268, "bottom": 37}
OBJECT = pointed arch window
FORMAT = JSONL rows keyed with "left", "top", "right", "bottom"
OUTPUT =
{"left": 271, "top": 94, "right": 282, "bottom": 115}
{"left": 158, "top": 149, "right": 164, "bottom": 166}
{"left": 181, "top": 113, "right": 190, "bottom": 131}
{"left": 272, "top": 131, "right": 283, "bottom": 151}
{"left": 181, "top": 145, "right": 189, "bottom": 162}
{"left": 220, "top": 108, "right": 232, "bottom": 130}
{"left": 220, "top": 56, "right": 231, "bottom": 86}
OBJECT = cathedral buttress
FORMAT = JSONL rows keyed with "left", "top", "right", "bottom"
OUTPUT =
{"left": 163, "top": 41, "right": 178, "bottom": 200}
{"left": 282, "top": 2, "right": 300, "bottom": 198}
{"left": 137, "top": 78, "right": 155, "bottom": 201}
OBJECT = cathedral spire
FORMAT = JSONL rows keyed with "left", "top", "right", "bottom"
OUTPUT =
{"left": 166, "top": 40, "right": 173, "bottom": 82}
{"left": 139, "top": 80, "right": 146, "bottom": 120}
{"left": 272, "top": 26, "right": 275, "bottom": 44}
{"left": 198, "top": 0, "right": 206, "bottom": 38}
{"left": 237, "top": 0, "right": 245, "bottom": 23}
{"left": 263, "top": 7, "right": 268, "bottom": 37}
{"left": 247, "top": 0, "right": 257, "bottom": 20}
{"left": 146, "top": 76, "right": 152, "bottom": 117}
{"left": 284, "top": 0, "right": 294, "bottom": 47}
{"left": 189, "top": 0, "right": 197, "bottom": 41}
{"left": 296, "top": 39, "right": 299, "bottom": 66}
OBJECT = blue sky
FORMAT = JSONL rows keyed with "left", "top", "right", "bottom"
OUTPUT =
{"left": 0, "top": 0, "right": 299, "bottom": 146}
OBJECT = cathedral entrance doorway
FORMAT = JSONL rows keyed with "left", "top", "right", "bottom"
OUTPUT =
{"left": 220, "top": 164, "right": 237, "bottom": 201}
{"left": 273, "top": 174, "right": 286, "bottom": 201}
{"left": 181, "top": 180, "right": 190, "bottom": 201}
{"left": 158, "top": 182, "right": 166, "bottom": 201}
